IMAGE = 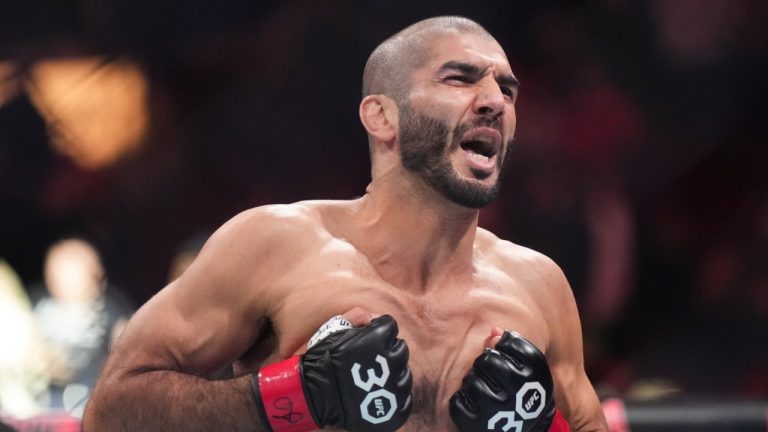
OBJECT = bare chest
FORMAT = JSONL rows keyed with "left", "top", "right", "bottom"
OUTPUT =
{"left": 244, "top": 246, "right": 550, "bottom": 431}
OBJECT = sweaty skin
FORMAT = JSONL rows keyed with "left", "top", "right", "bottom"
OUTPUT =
{"left": 83, "top": 25, "right": 607, "bottom": 432}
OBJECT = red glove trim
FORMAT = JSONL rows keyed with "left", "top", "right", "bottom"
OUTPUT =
{"left": 549, "top": 409, "right": 572, "bottom": 432}
{"left": 258, "top": 356, "right": 319, "bottom": 432}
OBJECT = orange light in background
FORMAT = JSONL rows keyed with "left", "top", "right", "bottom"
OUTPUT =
{"left": 25, "top": 57, "right": 149, "bottom": 170}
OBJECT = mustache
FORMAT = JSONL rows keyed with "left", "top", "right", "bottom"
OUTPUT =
{"left": 471, "top": 115, "right": 502, "bottom": 131}
{"left": 451, "top": 116, "right": 504, "bottom": 150}
{"left": 454, "top": 116, "right": 503, "bottom": 138}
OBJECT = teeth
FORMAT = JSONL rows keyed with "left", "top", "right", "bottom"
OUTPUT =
{"left": 467, "top": 151, "right": 490, "bottom": 163}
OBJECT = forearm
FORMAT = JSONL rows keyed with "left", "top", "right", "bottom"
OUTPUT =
{"left": 83, "top": 370, "right": 263, "bottom": 432}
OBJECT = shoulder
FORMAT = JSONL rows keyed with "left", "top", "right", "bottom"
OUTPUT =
{"left": 476, "top": 228, "right": 573, "bottom": 313}
{"left": 209, "top": 200, "right": 344, "bottom": 250}
{"left": 217, "top": 201, "right": 321, "bottom": 238}
{"left": 199, "top": 200, "right": 357, "bottom": 272}
{"left": 162, "top": 200, "right": 348, "bottom": 313}
{"left": 477, "top": 228, "right": 566, "bottom": 284}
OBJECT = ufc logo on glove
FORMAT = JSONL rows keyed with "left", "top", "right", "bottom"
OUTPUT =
{"left": 252, "top": 315, "right": 412, "bottom": 432}
{"left": 487, "top": 381, "right": 547, "bottom": 432}
{"left": 449, "top": 331, "right": 558, "bottom": 432}
{"left": 351, "top": 354, "right": 398, "bottom": 424}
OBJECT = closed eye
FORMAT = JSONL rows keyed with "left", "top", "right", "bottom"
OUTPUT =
{"left": 501, "top": 86, "right": 517, "bottom": 101}
{"left": 500, "top": 86, "right": 518, "bottom": 103}
{"left": 446, "top": 75, "right": 472, "bottom": 83}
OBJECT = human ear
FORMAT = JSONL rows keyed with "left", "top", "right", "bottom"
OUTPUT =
{"left": 359, "top": 95, "right": 397, "bottom": 143}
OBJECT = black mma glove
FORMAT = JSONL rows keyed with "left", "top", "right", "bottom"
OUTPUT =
{"left": 450, "top": 331, "right": 556, "bottom": 432}
{"left": 251, "top": 315, "right": 413, "bottom": 432}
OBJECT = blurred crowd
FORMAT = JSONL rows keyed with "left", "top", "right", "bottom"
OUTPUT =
{"left": 1, "top": 0, "right": 767, "bottom": 424}
{"left": 0, "top": 235, "right": 206, "bottom": 427}
{"left": 0, "top": 238, "right": 133, "bottom": 426}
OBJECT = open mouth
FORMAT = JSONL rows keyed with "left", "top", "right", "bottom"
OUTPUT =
{"left": 460, "top": 139, "right": 498, "bottom": 160}
{"left": 459, "top": 127, "right": 501, "bottom": 171}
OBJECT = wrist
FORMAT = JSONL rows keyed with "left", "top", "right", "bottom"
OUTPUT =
{"left": 251, "top": 356, "right": 319, "bottom": 432}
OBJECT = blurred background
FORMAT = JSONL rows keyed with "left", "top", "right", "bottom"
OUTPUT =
{"left": 0, "top": 0, "right": 766, "bottom": 426}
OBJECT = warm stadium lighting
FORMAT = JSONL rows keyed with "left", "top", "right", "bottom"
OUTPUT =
{"left": 25, "top": 57, "right": 149, "bottom": 170}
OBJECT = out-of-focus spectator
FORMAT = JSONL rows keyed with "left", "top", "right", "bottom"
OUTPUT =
{"left": 33, "top": 238, "right": 133, "bottom": 417}
{"left": 0, "top": 259, "right": 49, "bottom": 419}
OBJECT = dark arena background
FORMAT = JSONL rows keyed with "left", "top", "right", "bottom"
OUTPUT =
{"left": 0, "top": 1, "right": 767, "bottom": 431}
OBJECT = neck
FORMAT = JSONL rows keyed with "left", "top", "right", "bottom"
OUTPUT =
{"left": 349, "top": 168, "right": 479, "bottom": 292}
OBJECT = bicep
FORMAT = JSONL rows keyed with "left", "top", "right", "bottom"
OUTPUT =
{"left": 114, "top": 281, "right": 264, "bottom": 377}
{"left": 106, "top": 224, "right": 271, "bottom": 379}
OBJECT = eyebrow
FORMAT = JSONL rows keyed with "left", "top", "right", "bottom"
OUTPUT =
{"left": 437, "top": 60, "right": 520, "bottom": 88}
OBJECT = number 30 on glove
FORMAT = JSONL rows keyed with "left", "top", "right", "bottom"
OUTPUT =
{"left": 251, "top": 315, "right": 413, "bottom": 432}
{"left": 450, "top": 331, "right": 568, "bottom": 432}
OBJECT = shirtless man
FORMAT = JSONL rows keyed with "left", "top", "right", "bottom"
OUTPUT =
{"left": 83, "top": 16, "right": 607, "bottom": 432}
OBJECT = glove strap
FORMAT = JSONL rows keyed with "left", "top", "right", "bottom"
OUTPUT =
{"left": 549, "top": 409, "right": 571, "bottom": 432}
{"left": 254, "top": 356, "right": 319, "bottom": 432}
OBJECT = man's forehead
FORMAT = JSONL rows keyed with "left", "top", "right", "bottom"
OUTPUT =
{"left": 423, "top": 32, "right": 514, "bottom": 76}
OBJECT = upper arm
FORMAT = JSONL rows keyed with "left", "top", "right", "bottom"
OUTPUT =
{"left": 541, "top": 261, "right": 607, "bottom": 431}
{"left": 103, "top": 206, "right": 308, "bottom": 380}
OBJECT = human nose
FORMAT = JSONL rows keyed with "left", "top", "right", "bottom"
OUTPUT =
{"left": 473, "top": 78, "right": 505, "bottom": 117}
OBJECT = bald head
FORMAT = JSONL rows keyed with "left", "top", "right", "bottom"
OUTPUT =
{"left": 362, "top": 16, "right": 496, "bottom": 104}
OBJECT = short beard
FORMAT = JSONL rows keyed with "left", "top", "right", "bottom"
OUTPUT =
{"left": 398, "top": 103, "right": 509, "bottom": 209}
